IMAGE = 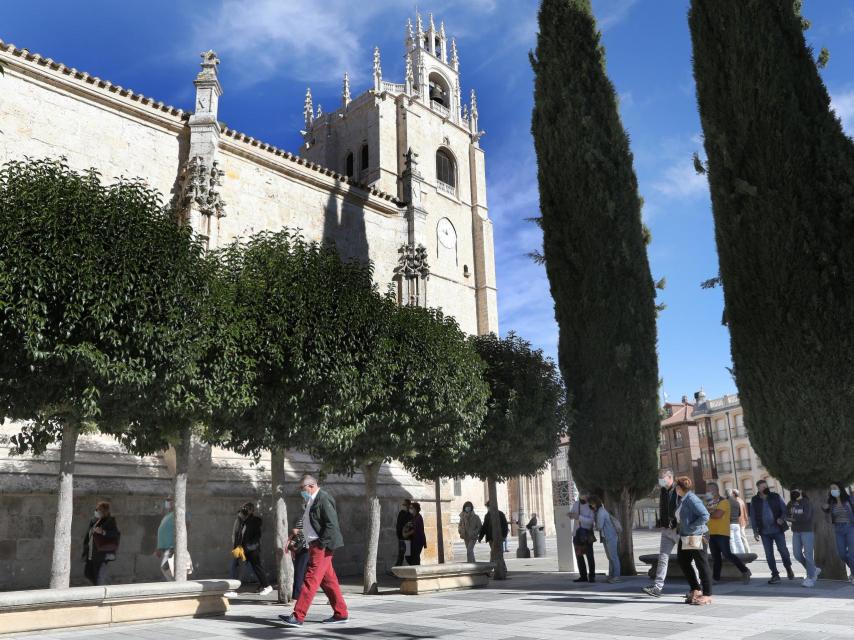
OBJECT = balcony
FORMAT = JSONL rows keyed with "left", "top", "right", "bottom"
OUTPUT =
{"left": 735, "top": 460, "right": 752, "bottom": 471}
{"left": 734, "top": 427, "right": 748, "bottom": 438}
{"left": 743, "top": 489, "right": 754, "bottom": 499}
{"left": 712, "top": 431, "right": 729, "bottom": 443}
{"left": 717, "top": 462, "right": 733, "bottom": 474}
{"left": 430, "top": 99, "right": 450, "bottom": 118}
{"left": 381, "top": 81, "right": 405, "bottom": 94}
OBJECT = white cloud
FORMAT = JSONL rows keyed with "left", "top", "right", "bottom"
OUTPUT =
{"left": 652, "top": 160, "right": 708, "bottom": 200}
{"left": 831, "top": 89, "right": 854, "bottom": 135}
{"left": 593, "top": 0, "right": 640, "bottom": 30}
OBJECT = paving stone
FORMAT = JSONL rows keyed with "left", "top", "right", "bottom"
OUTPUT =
{"left": 563, "top": 617, "right": 704, "bottom": 638}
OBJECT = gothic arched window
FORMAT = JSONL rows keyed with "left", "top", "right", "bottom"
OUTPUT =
{"left": 345, "top": 152, "right": 354, "bottom": 178}
{"left": 360, "top": 144, "right": 369, "bottom": 172}
{"left": 436, "top": 149, "right": 455, "bottom": 189}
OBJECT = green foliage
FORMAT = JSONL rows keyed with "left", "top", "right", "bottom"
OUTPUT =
{"left": 530, "top": 0, "right": 661, "bottom": 498}
{"left": 453, "top": 332, "right": 567, "bottom": 483}
{"left": 689, "top": 0, "right": 854, "bottom": 488}
{"left": 0, "top": 158, "right": 212, "bottom": 452}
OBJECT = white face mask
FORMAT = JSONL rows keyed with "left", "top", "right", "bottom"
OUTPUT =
{"left": 94, "top": 510, "right": 102, "bottom": 519}
{"left": 831, "top": 489, "right": 841, "bottom": 498}
{"left": 165, "top": 500, "right": 172, "bottom": 510}
{"left": 658, "top": 478, "right": 669, "bottom": 488}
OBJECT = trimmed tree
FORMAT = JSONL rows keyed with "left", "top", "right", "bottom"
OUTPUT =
{"left": 531, "top": 0, "right": 662, "bottom": 574}
{"left": 452, "top": 333, "right": 567, "bottom": 580}
{"left": 314, "top": 303, "right": 489, "bottom": 594}
{"left": 0, "top": 159, "right": 217, "bottom": 587}
{"left": 210, "top": 231, "right": 384, "bottom": 601}
{"left": 688, "top": 0, "right": 854, "bottom": 578}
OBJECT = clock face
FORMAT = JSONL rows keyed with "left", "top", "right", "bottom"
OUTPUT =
{"left": 437, "top": 218, "right": 456, "bottom": 249}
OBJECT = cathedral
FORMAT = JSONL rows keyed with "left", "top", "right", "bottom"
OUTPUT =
{"left": 0, "top": 13, "right": 553, "bottom": 589}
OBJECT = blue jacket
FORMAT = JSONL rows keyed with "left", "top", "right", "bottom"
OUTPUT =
{"left": 595, "top": 506, "right": 619, "bottom": 541}
{"left": 750, "top": 492, "right": 789, "bottom": 535}
{"left": 677, "top": 491, "right": 710, "bottom": 536}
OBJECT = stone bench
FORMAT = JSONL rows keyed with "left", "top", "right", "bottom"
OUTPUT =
{"left": 0, "top": 579, "right": 239, "bottom": 636}
{"left": 391, "top": 562, "right": 495, "bottom": 595}
{"left": 639, "top": 553, "right": 758, "bottom": 580}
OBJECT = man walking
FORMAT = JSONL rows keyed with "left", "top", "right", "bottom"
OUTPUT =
{"left": 225, "top": 502, "right": 272, "bottom": 597}
{"left": 642, "top": 469, "right": 679, "bottom": 597}
{"left": 479, "top": 500, "right": 509, "bottom": 553}
{"left": 394, "top": 498, "right": 412, "bottom": 568}
{"left": 706, "top": 482, "right": 751, "bottom": 584}
{"left": 729, "top": 489, "right": 751, "bottom": 554}
{"left": 279, "top": 474, "right": 349, "bottom": 627}
{"left": 751, "top": 480, "right": 795, "bottom": 584}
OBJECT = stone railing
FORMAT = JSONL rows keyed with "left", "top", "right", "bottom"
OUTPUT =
{"left": 430, "top": 99, "right": 450, "bottom": 118}
{"left": 717, "top": 462, "right": 733, "bottom": 474}
{"left": 712, "top": 431, "right": 729, "bottom": 443}
{"left": 382, "top": 81, "right": 405, "bottom": 94}
{"left": 0, "top": 579, "right": 238, "bottom": 636}
{"left": 735, "top": 460, "right": 752, "bottom": 471}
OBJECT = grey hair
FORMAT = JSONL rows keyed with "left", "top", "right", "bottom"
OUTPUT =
{"left": 660, "top": 468, "right": 674, "bottom": 478}
{"left": 300, "top": 473, "right": 318, "bottom": 486}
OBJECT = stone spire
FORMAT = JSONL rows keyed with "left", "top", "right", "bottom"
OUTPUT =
{"left": 342, "top": 71, "right": 351, "bottom": 108}
{"left": 316, "top": 103, "right": 323, "bottom": 118}
{"left": 470, "top": 88, "right": 479, "bottom": 131}
{"left": 451, "top": 38, "right": 459, "bottom": 70}
{"left": 373, "top": 46, "right": 382, "bottom": 92}
{"left": 406, "top": 17, "right": 414, "bottom": 48}
{"left": 439, "top": 21, "right": 447, "bottom": 61}
{"left": 303, "top": 87, "right": 314, "bottom": 128}
{"left": 429, "top": 12, "right": 436, "bottom": 33}
{"left": 416, "top": 13, "right": 424, "bottom": 46}
{"left": 405, "top": 51, "right": 414, "bottom": 95}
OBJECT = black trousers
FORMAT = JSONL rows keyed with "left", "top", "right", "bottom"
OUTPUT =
{"left": 406, "top": 546, "right": 422, "bottom": 565}
{"left": 677, "top": 540, "right": 712, "bottom": 595}
{"left": 575, "top": 545, "right": 595, "bottom": 578}
{"left": 709, "top": 534, "right": 748, "bottom": 580}
{"left": 292, "top": 549, "right": 309, "bottom": 600}
{"left": 84, "top": 559, "right": 109, "bottom": 585}
{"left": 231, "top": 548, "right": 270, "bottom": 589}
{"left": 395, "top": 539, "right": 406, "bottom": 566}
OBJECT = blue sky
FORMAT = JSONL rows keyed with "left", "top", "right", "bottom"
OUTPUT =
{"left": 2, "top": 1, "right": 853, "bottom": 403}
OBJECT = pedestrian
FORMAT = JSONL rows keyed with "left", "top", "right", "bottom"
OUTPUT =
{"left": 588, "top": 495, "right": 621, "bottom": 583}
{"left": 225, "top": 502, "right": 272, "bottom": 597}
{"left": 525, "top": 513, "right": 539, "bottom": 534}
{"left": 458, "top": 501, "right": 482, "bottom": 563}
{"left": 642, "top": 469, "right": 679, "bottom": 597}
{"left": 750, "top": 479, "right": 795, "bottom": 584}
{"left": 393, "top": 498, "right": 412, "bottom": 569}
{"left": 288, "top": 514, "right": 310, "bottom": 600}
{"left": 82, "top": 501, "right": 120, "bottom": 586}
{"left": 728, "top": 489, "right": 751, "bottom": 554}
{"left": 787, "top": 488, "right": 819, "bottom": 587}
{"left": 569, "top": 494, "right": 597, "bottom": 583}
{"left": 406, "top": 502, "right": 427, "bottom": 565}
{"left": 155, "top": 496, "right": 191, "bottom": 580}
{"left": 278, "top": 474, "right": 349, "bottom": 628}
{"left": 479, "top": 501, "right": 509, "bottom": 553}
{"left": 674, "top": 476, "right": 713, "bottom": 605}
{"left": 820, "top": 482, "right": 854, "bottom": 584}
{"left": 705, "top": 482, "right": 751, "bottom": 584}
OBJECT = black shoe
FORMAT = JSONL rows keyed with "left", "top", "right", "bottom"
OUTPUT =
{"left": 786, "top": 568, "right": 795, "bottom": 580}
{"left": 768, "top": 575, "right": 781, "bottom": 584}
{"left": 642, "top": 586, "right": 663, "bottom": 597}
{"left": 279, "top": 614, "right": 303, "bottom": 627}
{"left": 588, "top": 575, "right": 596, "bottom": 583}
{"left": 322, "top": 615, "right": 349, "bottom": 624}
{"left": 573, "top": 576, "right": 588, "bottom": 583}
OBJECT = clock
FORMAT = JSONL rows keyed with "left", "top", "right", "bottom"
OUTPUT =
{"left": 437, "top": 218, "right": 457, "bottom": 250}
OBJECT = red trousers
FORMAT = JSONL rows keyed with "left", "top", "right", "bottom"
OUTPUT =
{"left": 293, "top": 544, "right": 348, "bottom": 621}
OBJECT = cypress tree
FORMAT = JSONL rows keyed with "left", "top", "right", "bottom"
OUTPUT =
{"left": 689, "top": 0, "right": 854, "bottom": 579}
{"left": 531, "top": 0, "right": 661, "bottom": 574}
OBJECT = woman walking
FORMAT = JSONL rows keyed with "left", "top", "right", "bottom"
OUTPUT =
{"left": 569, "top": 495, "right": 597, "bottom": 582}
{"left": 787, "top": 489, "right": 819, "bottom": 587}
{"left": 588, "top": 496, "right": 621, "bottom": 583}
{"left": 821, "top": 483, "right": 854, "bottom": 583}
{"left": 458, "top": 501, "right": 482, "bottom": 563}
{"left": 674, "top": 477, "right": 712, "bottom": 605}
{"left": 82, "top": 501, "right": 120, "bottom": 586}
{"left": 406, "top": 502, "right": 427, "bottom": 565}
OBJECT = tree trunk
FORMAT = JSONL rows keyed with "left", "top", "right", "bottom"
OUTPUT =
{"left": 434, "top": 478, "right": 445, "bottom": 564}
{"left": 616, "top": 487, "right": 637, "bottom": 576}
{"left": 271, "top": 447, "right": 293, "bottom": 603}
{"left": 362, "top": 461, "right": 381, "bottom": 595}
{"left": 808, "top": 488, "right": 846, "bottom": 580}
{"left": 172, "top": 427, "right": 191, "bottom": 582}
{"left": 488, "top": 477, "right": 507, "bottom": 580}
{"left": 49, "top": 420, "right": 79, "bottom": 589}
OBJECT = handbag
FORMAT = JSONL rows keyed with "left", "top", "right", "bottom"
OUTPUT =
{"left": 93, "top": 531, "right": 120, "bottom": 554}
{"left": 681, "top": 535, "right": 703, "bottom": 550}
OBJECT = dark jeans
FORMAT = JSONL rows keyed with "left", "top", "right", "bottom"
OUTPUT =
{"left": 230, "top": 548, "right": 270, "bottom": 589}
{"left": 709, "top": 534, "right": 749, "bottom": 579}
{"left": 575, "top": 545, "right": 595, "bottom": 579}
{"left": 760, "top": 532, "right": 792, "bottom": 577}
{"left": 292, "top": 548, "right": 310, "bottom": 600}
{"left": 84, "top": 559, "right": 109, "bottom": 585}
{"left": 395, "top": 539, "right": 406, "bottom": 566}
{"left": 406, "top": 546, "right": 423, "bottom": 565}
{"left": 677, "top": 540, "right": 712, "bottom": 596}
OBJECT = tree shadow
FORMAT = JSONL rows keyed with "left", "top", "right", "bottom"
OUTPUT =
{"left": 322, "top": 186, "right": 370, "bottom": 268}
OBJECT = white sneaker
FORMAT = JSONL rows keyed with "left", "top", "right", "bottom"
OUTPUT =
{"left": 224, "top": 591, "right": 239, "bottom": 598}
{"left": 801, "top": 578, "right": 815, "bottom": 588}
{"left": 258, "top": 586, "right": 273, "bottom": 596}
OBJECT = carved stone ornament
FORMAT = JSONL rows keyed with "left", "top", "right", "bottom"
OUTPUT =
{"left": 180, "top": 155, "right": 226, "bottom": 219}
{"left": 393, "top": 243, "right": 430, "bottom": 280}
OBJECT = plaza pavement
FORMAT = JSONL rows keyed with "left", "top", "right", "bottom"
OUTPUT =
{"left": 13, "top": 530, "right": 854, "bottom": 640}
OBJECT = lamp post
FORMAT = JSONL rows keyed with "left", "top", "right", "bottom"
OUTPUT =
{"left": 725, "top": 410, "right": 740, "bottom": 492}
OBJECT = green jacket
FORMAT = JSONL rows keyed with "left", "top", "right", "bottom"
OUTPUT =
{"left": 309, "top": 489, "right": 344, "bottom": 551}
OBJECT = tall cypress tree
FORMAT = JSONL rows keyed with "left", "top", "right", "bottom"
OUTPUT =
{"left": 689, "top": 0, "right": 854, "bottom": 579}
{"left": 531, "top": 0, "right": 661, "bottom": 574}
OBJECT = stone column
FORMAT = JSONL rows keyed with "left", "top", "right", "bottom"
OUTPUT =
{"left": 551, "top": 443, "right": 577, "bottom": 573}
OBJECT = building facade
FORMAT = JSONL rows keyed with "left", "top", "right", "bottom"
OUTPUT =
{"left": 659, "top": 397, "right": 714, "bottom": 494}
{"left": 691, "top": 391, "right": 789, "bottom": 502}
{"left": 0, "top": 14, "right": 551, "bottom": 589}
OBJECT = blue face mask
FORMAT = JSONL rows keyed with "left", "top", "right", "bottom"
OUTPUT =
{"left": 831, "top": 489, "right": 841, "bottom": 498}
{"left": 464, "top": 506, "right": 472, "bottom": 513}
{"left": 300, "top": 490, "right": 312, "bottom": 501}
